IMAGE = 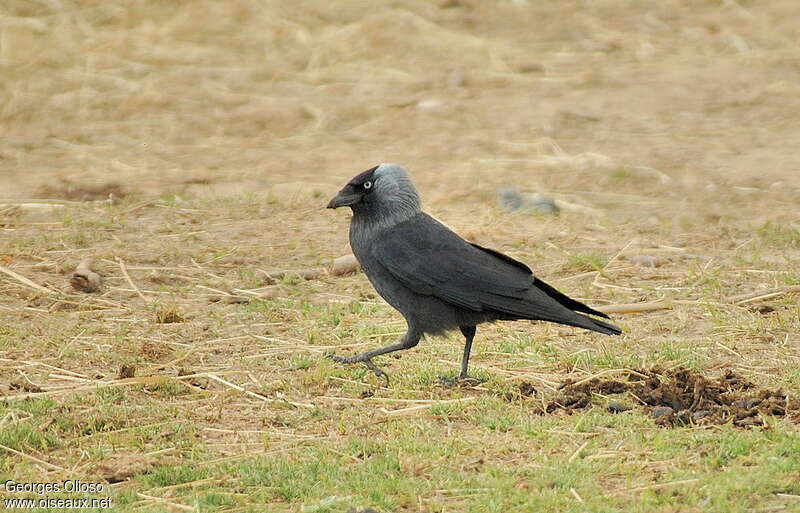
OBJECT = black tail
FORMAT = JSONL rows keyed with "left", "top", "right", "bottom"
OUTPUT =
{"left": 534, "top": 277, "right": 622, "bottom": 335}
{"left": 577, "top": 314, "right": 622, "bottom": 335}
{"left": 534, "top": 277, "right": 610, "bottom": 318}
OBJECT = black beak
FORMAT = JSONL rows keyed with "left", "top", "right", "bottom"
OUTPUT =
{"left": 327, "top": 190, "right": 362, "bottom": 209}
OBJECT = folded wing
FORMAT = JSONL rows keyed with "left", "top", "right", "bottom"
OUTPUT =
{"left": 369, "top": 214, "right": 613, "bottom": 329}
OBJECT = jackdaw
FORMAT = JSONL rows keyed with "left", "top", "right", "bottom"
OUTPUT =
{"left": 327, "top": 163, "right": 621, "bottom": 382}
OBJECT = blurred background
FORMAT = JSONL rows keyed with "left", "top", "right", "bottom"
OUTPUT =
{"left": 1, "top": 0, "right": 799, "bottom": 220}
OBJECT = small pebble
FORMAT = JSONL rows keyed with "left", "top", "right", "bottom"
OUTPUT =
{"left": 416, "top": 98, "right": 444, "bottom": 113}
{"left": 607, "top": 401, "right": 633, "bottom": 413}
{"left": 528, "top": 194, "right": 559, "bottom": 215}
{"left": 447, "top": 70, "right": 467, "bottom": 88}
{"left": 497, "top": 188, "right": 560, "bottom": 216}
{"left": 734, "top": 416, "right": 763, "bottom": 427}
{"left": 497, "top": 188, "right": 524, "bottom": 211}
{"left": 331, "top": 254, "right": 360, "bottom": 276}
{"left": 517, "top": 62, "right": 545, "bottom": 74}
{"left": 734, "top": 397, "right": 763, "bottom": 409}
{"left": 518, "top": 382, "right": 537, "bottom": 397}
{"left": 69, "top": 258, "right": 103, "bottom": 293}
{"left": 652, "top": 406, "right": 674, "bottom": 419}
{"left": 692, "top": 410, "right": 711, "bottom": 422}
{"left": 118, "top": 364, "right": 136, "bottom": 379}
{"left": 745, "top": 398, "right": 763, "bottom": 409}
{"left": 628, "top": 255, "right": 662, "bottom": 268}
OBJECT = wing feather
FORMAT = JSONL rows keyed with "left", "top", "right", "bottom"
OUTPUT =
{"left": 370, "top": 214, "right": 535, "bottom": 313}
{"left": 368, "top": 213, "right": 619, "bottom": 335}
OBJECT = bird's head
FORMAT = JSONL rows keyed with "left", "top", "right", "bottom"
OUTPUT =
{"left": 327, "top": 163, "right": 421, "bottom": 220}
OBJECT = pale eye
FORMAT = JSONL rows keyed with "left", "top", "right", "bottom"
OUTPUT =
{"left": 363, "top": 181, "right": 373, "bottom": 189}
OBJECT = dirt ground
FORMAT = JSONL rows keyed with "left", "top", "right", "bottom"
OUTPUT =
{"left": 2, "top": 1, "right": 800, "bottom": 512}
{"left": 3, "top": 0, "right": 800, "bottom": 210}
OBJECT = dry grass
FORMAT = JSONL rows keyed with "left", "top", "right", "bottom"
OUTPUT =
{"left": 2, "top": 1, "right": 800, "bottom": 512}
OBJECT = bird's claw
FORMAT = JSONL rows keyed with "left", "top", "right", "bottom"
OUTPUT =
{"left": 438, "top": 375, "right": 486, "bottom": 388}
{"left": 362, "top": 359, "right": 390, "bottom": 384}
{"left": 326, "top": 353, "right": 390, "bottom": 384}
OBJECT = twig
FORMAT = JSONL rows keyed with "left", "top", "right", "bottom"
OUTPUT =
{"left": 9, "top": 359, "right": 90, "bottom": 379}
{"left": 323, "top": 446, "right": 363, "bottom": 463}
{"left": 149, "top": 477, "right": 219, "bottom": 494}
{"left": 553, "top": 270, "right": 598, "bottom": 283}
{"left": 147, "top": 350, "right": 196, "bottom": 371}
{"left": 0, "top": 443, "right": 67, "bottom": 472}
{"left": 195, "top": 446, "right": 303, "bottom": 467}
{"left": 203, "top": 373, "right": 314, "bottom": 409}
{"left": 195, "top": 284, "right": 231, "bottom": 296}
{"left": 3, "top": 375, "right": 187, "bottom": 401}
{"left": 601, "top": 239, "right": 635, "bottom": 272}
{"left": 565, "top": 369, "right": 649, "bottom": 388}
{"left": 117, "top": 257, "right": 147, "bottom": 301}
{"left": 261, "top": 268, "right": 325, "bottom": 282}
{"left": 615, "top": 478, "right": 699, "bottom": 494}
{"left": 596, "top": 301, "right": 672, "bottom": 314}
{"left": 567, "top": 441, "right": 589, "bottom": 463}
{"left": 144, "top": 447, "right": 176, "bottom": 457}
{"left": 726, "top": 285, "right": 800, "bottom": 305}
{"left": 716, "top": 341, "right": 742, "bottom": 358}
{"left": 118, "top": 200, "right": 157, "bottom": 215}
{"left": 380, "top": 396, "right": 477, "bottom": 417}
{"left": 0, "top": 264, "right": 54, "bottom": 295}
{"left": 135, "top": 492, "right": 195, "bottom": 512}
{"left": 77, "top": 420, "right": 188, "bottom": 440}
{"left": 203, "top": 427, "right": 324, "bottom": 439}
{"left": 0, "top": 202, "right": 66, "bottom": 209}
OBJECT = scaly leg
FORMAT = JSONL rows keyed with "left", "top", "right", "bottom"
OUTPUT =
{"left": 439, "top": 326, "right": 485, "bottom": 386}
{"left": 328, "top": 328, "right": 420, "bottom": 382}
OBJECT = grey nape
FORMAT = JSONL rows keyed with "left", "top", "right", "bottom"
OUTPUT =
{"left": 327, "top": 163, "right": 621, "bottom": 382}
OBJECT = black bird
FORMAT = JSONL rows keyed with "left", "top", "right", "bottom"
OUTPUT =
{"left": 327, "top": 163, "right": 621, "bottom": 382}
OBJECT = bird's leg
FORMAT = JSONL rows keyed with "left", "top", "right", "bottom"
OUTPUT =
{"left": 327, "top": 329, "right": 420, "bottom": 381}
{"left": 458, "top": 325, "right": 477, "bottom": 379}
{"left": 439, "top": 326, "right": 486, "bottom": 387}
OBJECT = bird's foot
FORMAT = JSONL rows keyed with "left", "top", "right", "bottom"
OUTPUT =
{"left": 326, "top": 353, "right": 390, "bottom": 384}
{"left": 362, "top": 359, "right": 390, "bottom": 384}
{"left": 438, "top": 374, "right": 487, "bottom": 388}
